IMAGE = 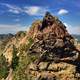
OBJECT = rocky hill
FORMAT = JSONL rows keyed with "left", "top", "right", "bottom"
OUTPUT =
{"left": 0, "top": 34, "right": 14, "bottom": 54}
{"left": 73, "top": 35, "right": 80, "bottom": 42}
{"left": 27, "top": 12, "right": 80, "bottom": 80}
{"left": 0, "top": 12, "right": 80, "bottom": 80}
{"left": 0, "top": 34, "right": 14, "bottom": 41}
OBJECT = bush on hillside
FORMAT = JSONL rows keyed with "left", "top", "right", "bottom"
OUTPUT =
{"left": 0, "top": 54, "right": 9, "bottom": 79}
{"left": 13, "top": 38, "right": 34, "bottom": 80}
{"left": 11, "top": 46, "right": 19, "bottom": 70}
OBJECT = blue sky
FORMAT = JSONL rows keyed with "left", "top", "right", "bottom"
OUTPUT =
{"left": 0, "top": 0, "right": 80, "bottom": 34}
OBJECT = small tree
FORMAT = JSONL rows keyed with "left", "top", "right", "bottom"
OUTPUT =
{"left": 11, "top": 45, "right": 19, "bottom": 70}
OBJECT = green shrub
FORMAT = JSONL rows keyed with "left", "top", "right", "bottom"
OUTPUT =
{"left": 13, "top": 38, "right": 34, "bottom": 80}
{"left": 0, "top": 54, "right": 9, "bottom": 79}
{"left": 15, "top": 31, "right": 26, "bottom": 38}
{"left": 19, "top": 38, "right": 34, "bottom": 54}
{"left": 13, "top": 53, "right": 31, "bottom": 80}
{"left": 27, "top": 38, "right": 34, "bottom": 48}
{"left": 11, "top": 46, "right": 19, "bottom": 70}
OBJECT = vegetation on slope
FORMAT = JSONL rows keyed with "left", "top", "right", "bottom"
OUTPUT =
{"left": 0, "top": 54, "right": 9, "bottom": 79}
{"left": 11, "top": 45, "right": 19, "bottom": 70}
{"left": 13, "top": 37, "right": 34, "bottom": 80}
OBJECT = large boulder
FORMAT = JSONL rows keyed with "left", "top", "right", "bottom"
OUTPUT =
{"left": 29, "top": 62, "right": 79, "bottom": 80}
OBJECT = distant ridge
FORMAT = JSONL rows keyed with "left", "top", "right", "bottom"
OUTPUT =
{"left": 0, "top": 34, "right": 14, "bottom": 41}
{"left": 72, "top": 34, "right": 80, "bottom": 42}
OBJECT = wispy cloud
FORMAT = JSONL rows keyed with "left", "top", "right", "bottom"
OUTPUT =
{"left": 0, "top": 3, "right": 49, "bottom": 16}
{"left": 24, "top": 6, "right": 49, "bottom": 16}
{"left": 58, "top": 9, "right": 69, "bottom": 15}
{"left": 0, "top": 3, "right": 21, "bottom": 14}
{"left": 64, "top": 23, "right": 80, "bottom": 35}
{"left": 0, "top": 24, "right": 27, "bottom": 34}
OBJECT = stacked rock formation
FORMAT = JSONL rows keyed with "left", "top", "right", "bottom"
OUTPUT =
{"left": 28, "top": 12, "right": 80, "bottom": 80}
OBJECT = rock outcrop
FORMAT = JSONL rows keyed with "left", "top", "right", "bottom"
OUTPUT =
{"left": 28, "top": 12, "right": 80, "bottom": 80}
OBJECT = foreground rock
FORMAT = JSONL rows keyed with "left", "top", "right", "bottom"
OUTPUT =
{"left": 29, "top": 62, "right": 80, "bottom": 80}
{"left": 28, "top": 12, "right": 80, "bottom": 80}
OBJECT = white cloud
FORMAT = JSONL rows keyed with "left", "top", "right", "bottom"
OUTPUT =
{"left": 64, "top": 23, "right": 80, "bottom": 35}
{"left": 24, "top": 6, "right": 48, "bottom": 16}
{"left": 0, "top": 3, "right": 49, "bottom": 16}
{"left": 24, "top": 6, "right": 40, "bottom": 15}
{"left": 0, "top": 3, "right": 22, "bottom": 14}
{"left": 8, "top": 9, "right": 20, "bottom": 14}
{"left": 58, "top": 9, "right": 69, "bottom": 15}
{"left": 0, "top": 24, "right": 27, "bottom": 34}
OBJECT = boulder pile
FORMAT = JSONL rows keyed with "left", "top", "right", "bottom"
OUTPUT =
{"left": 28, "top": 12, "right": 80, "bottom": 80}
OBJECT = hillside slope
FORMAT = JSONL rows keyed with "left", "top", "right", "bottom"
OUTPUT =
{"left": 0, "top": 34, "right": 14, "bottom": 54}
{"left": 1, "top": 12, "right": 80, "bottom": 80}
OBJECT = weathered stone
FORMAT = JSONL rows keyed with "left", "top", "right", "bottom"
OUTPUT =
{"left": 29, "top": 62, "right": 77, "bottom": 80}
{"left": 36, "top": 74, "right": 57, "bottom": 80}
{"left": 41, "top": 12, "right": 57, "bottom": 30}
{"left": 48, "top": 62, "right": 74, "bottom": 71}
{"left": 38, "top": 62, "right": 49, "bottom": 70}
{"left": 54, "top": 39, "right": 64, "bottom": 48}
{"left": 29, "top": 63, "right": 38, "bottom": 71}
